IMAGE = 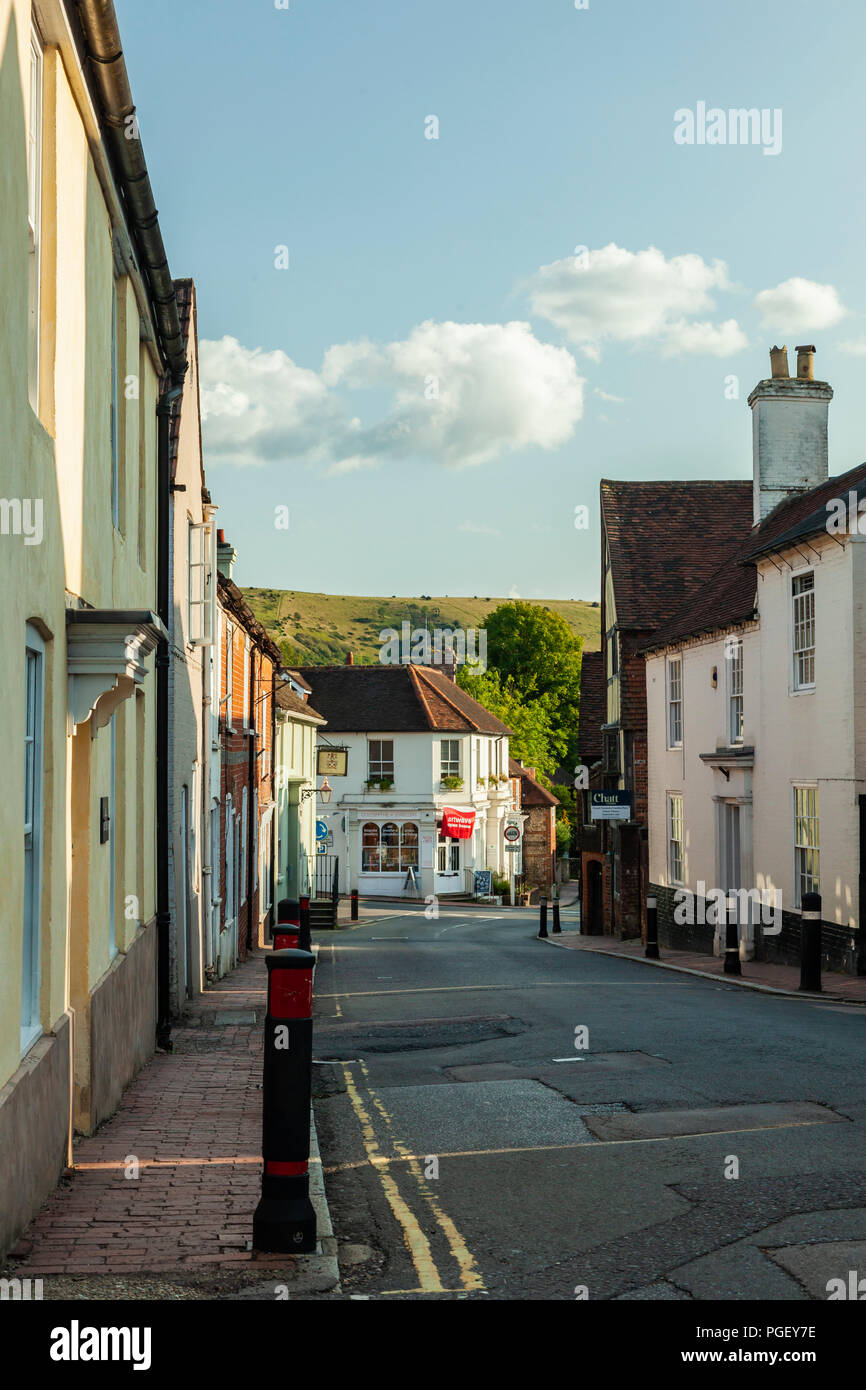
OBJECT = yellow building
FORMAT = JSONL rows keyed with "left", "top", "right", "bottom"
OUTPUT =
{"left": 0, "top": 0, "right": 186, "bottom": 1256}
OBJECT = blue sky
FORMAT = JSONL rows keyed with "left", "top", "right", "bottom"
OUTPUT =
{"left": 115, "top": 0, "right": 866, "bottom": 600}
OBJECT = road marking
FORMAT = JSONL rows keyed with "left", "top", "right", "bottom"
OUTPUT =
{"left": 319, "top": 982, "right": 659, "bottom": 999}
{"left": 358, "top": 1059, "right": 485, "bottom": 1294}
{"left": 551, "top": 1056, "right": 586, "bottom": 1063}
{"left": 323, "top": 1116, "right": 838, "bottom": 1173}
{"left": 340, "top": 1063, "right": 444, "bottom": 1293}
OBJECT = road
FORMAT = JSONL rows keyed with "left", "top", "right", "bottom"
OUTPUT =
{"left": 311, "top": 904, "right": 866, "bottom": 1301}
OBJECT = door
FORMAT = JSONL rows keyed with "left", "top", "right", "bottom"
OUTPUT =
{"left": 587, "top": 860, "right": 603, "bottom": 935}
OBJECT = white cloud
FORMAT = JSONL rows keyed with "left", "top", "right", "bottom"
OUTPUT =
{"left": 754, "top": 278, "right": 847, "bottom": 333}
{"left": 593, "top": 388, "right": 625, "bottom": 402}
{"left": 838, "top": 337, "right": 866, "bottom": 356}
{"left": 201, "top": 322, "right": 584, "bottom": 471}
{"left": 527, "top": 243, "right": 745, "bottom": 357}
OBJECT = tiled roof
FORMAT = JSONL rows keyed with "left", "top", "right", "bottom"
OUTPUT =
{"left": 601, "top": 479, "right": 753, "bottom": 630}
{"left": 643, "top": 461, "right": 866, "bottom": 652}
{"left": 218, "top": 573, "right": 283, "bottom": 664}
{"left": 508, "top": 757, "right": 559, "bottom": 806}
{"left": 274, "top": 683, "right": 326, "bottom": 723}
{"left": 296, "top": 664, "right": 512, "bottom": 735}
{"left": 577, "top": 649, "right": 604, "bottom": 761}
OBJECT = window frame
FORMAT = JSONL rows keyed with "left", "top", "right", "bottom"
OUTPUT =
{"left": 368, "top": 739, "right": 394, "bottom": 782}
{"left": 361, "top": 820, "right": 419, "bottom": 874}
{"left": 436, "top": 831, "right": 461, "bottom": 875}
{"left": 188, "top": 521, "right": 214, "bottom": 647}
{"left": 792, "top": 571, "right": 816, "bottom": 691}
{"left": 22, "top": 623, "right": 45, "bottom": 1053}
{"left": 440, "top": 738, "right": 460, "bottom": 778}
{"left": 728, "top": 637, "right": 744, "bottom": 744}
{"left": 667, "top": 657, "right": 683, "bottom": 749}
{"left": 667, "top": 792, "right": 684, "bottom": 886}
{"left": 793, "top": 784, "right": 819, "bottom": 908}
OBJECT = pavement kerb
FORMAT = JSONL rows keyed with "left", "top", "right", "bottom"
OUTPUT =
{"left": 538, "top": 932, "right": 866, "bottom": 1006}
{"left": 307, "top": 1116, "right": 341, "bottom": 1293}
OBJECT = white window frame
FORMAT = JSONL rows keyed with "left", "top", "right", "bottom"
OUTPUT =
{"left": 440, "top": 739, "right": 460, "bottom": 778}
{"left": 793, "top": 784, "right": 819, "bottom": 907}
{"left": 188, "top": 521, "right": 214, "bottom": 646}
{"left": 224, "top": 619, "right": 234, "bottom": 731}
{"left": 667, "top": 792, "right": 684, "bottom": 885}
{"left": 667, "top": 657, "right": 683, "bottom": 749}
{"left": 728, "top": 637, "right": 744, "bottom": 744}
{"left": 224, "top": 792, "right": 234, "bottom": 929}
{"left": 368, "top": 739, "right": 394, "bottom": 781}
{"left": 436, "top": 831, "right": 460, "bottom": 875}
{"left": 27, "top": 25, "right": 43, "bottom": 411}
{"left": 22, "top": 624, "right": 45, "bottom": 1053}
{"left": 792, "top": 571, "right": 815, "bottom": 691}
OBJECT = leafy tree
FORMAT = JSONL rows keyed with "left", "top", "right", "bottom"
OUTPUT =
{"left": 457, "top": 668, "right": 566, "bottom": 784}
{"left": 480, "top": 601, "right": 582, "bottom": 765}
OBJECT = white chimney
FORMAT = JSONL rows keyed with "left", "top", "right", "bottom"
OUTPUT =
{"left": 748, "top": 345, "right": 832, "bottom": 524}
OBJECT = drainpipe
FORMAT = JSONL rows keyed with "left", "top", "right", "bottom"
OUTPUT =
{"left": 156, "top": 383, "right": 183, "bottom": 1048}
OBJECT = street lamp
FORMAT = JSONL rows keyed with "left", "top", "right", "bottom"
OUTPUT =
{"left": 301, "top": 777, "right": 332, "bottom": 804}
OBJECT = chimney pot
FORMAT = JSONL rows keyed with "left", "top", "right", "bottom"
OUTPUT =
{"left": 769, "top": 345, "right": 789, "bottom": 379}
{"left": 796, "top": 344, "right": 816, "bottom": 381}
{"left": 346, "top": 651, "right": 354, "bottom": 665}
{"left": 217, "top": 528, "right": 226, "bottom": 544}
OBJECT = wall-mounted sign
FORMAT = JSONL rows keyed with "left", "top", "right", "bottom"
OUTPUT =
{"left": 589, "top": 790, "right": 633, "bottom": 821}
{"left": 317, "top": 747, "right": 348, "bottom": 776}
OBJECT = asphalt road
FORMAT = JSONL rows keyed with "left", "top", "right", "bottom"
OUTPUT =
{"left": 311, "top": 905, "right": 866, "bottom": 1301}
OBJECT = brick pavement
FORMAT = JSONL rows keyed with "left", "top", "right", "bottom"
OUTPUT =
{"left": 548, "top": 930, "right": 866, "bottom": 1003}
{"left": 11, "top": 949, "right": 295, "bottom": 1278}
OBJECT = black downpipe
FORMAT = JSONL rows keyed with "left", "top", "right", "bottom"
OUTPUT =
{"left": 156, "top": 386, "right": 181, "bottom": 1049}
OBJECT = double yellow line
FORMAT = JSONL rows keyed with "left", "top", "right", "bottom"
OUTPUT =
{"left": 340, "top": 1060, "right": 485, "bottom": 1296}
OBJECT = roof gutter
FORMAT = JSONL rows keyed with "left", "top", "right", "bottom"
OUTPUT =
{"left": 72, "top": 0, "right": 187, "bottom": 385}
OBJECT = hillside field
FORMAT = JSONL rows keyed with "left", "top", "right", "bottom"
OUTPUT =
{"left": 242, "top": 589, "right": 601, "bottom": 667}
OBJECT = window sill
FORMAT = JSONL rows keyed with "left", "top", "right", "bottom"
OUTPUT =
{"left": 789, "top": 685, "right": 816, "bottom": 697}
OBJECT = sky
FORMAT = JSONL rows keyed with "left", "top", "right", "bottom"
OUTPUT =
{"left": 114, "top": 0, "right": 866, "bottom": 601}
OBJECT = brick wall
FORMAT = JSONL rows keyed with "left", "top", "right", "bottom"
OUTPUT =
{"left": 523, "top": 805, "right": 555, "bottom": 891}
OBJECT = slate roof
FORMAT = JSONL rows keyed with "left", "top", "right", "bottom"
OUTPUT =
{"left": 642, "top": 460, "right": 866, "bottom": 653}
{"left": 601, "top": 479, "right": 754, "bottom": 631}
{"left": 296, "top": 664, "right": 512, "bottom": 735}
{"left": 218, "top": 573, "right": 283, "bottom": 665}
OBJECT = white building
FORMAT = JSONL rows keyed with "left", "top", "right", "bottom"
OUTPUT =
{"left": 644, "top": 345, "right": 866, "bottom": 974}
{"left": 296, "top": 662, "right": 516, "bottom": 899}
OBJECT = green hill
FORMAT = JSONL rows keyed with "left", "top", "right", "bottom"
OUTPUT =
{"left": 242, "top": 590, "right": 601, "bottom": 668}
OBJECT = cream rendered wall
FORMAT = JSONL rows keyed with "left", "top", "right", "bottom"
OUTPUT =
{"left": 646, "top": 628, "right": 759, "bottom": 901}
{"left": 753, "top": 535, "right": 861, "bottom": 928}
{"left": 275, "top": 716, "right": 320, "bottom": 902}
{"left": 0, "top": 3, "right": 70, "bottom": 1089}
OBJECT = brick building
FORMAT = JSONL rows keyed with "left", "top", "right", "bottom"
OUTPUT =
{"left": 215, "top": 540, "right": 280, "bottom": 970}
{"left": 510, "top": 760, "right": 558, "bottom": 893}
{"left": 583, "top": 478, "right": 754, "bottom": 939}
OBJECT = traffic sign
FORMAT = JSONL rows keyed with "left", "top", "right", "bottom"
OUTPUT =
{"left": 315, "top": 820, "right": 328, "bottom": 841}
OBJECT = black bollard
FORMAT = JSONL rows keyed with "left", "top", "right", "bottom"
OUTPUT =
{"left": 799, "top": 891, "right": 822, "bottom": 993}
{"left": 252, "top": 948, "right": 317, "bottom": 1252}
{"left": 298, "top": 894, "right": 311, "bottom": 952}
{"left": 538, "top": 897, "right": 548, "bottom": 938}
{"left": 350, "top": 888, "right": 359, "bottom": 921}
{"left": 552, "top": 900, "right": 561, "bottom": 934}
{"left": 645, "top": 895, "right": 659, "bottom": 959}
{"left": 724, "top": 894, "right": 742, "bottom": 975}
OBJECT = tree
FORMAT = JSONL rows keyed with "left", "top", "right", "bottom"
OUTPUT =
{"left": 457, "top": 667, "right": 566, "bottom": 784}
{"left": 481, "top": 601, "right": 582, "bottom": 765}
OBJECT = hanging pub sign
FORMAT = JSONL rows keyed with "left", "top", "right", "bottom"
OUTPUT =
{"left": 316, "top": 747, "right": 348, "bottom": 777}
{"left": 589, "top": 790, "right": 633, "bottom": 821}
{"left": 440, "top": 806, "right": 476, "bottom": 840}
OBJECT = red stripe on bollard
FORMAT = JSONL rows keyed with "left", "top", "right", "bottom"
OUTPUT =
{"left": 265, "top": 1160, "right": 308, "bottom": 1177}
{"left": 273, "top": 929, "right": 299, "bottom": 951}
{"left": 269, "top": 961, "right": 313, "bottom": 1019}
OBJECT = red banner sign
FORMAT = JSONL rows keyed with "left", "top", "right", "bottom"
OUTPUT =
{"left": 441, "top": 806, "right": 476, "bottom": 840}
